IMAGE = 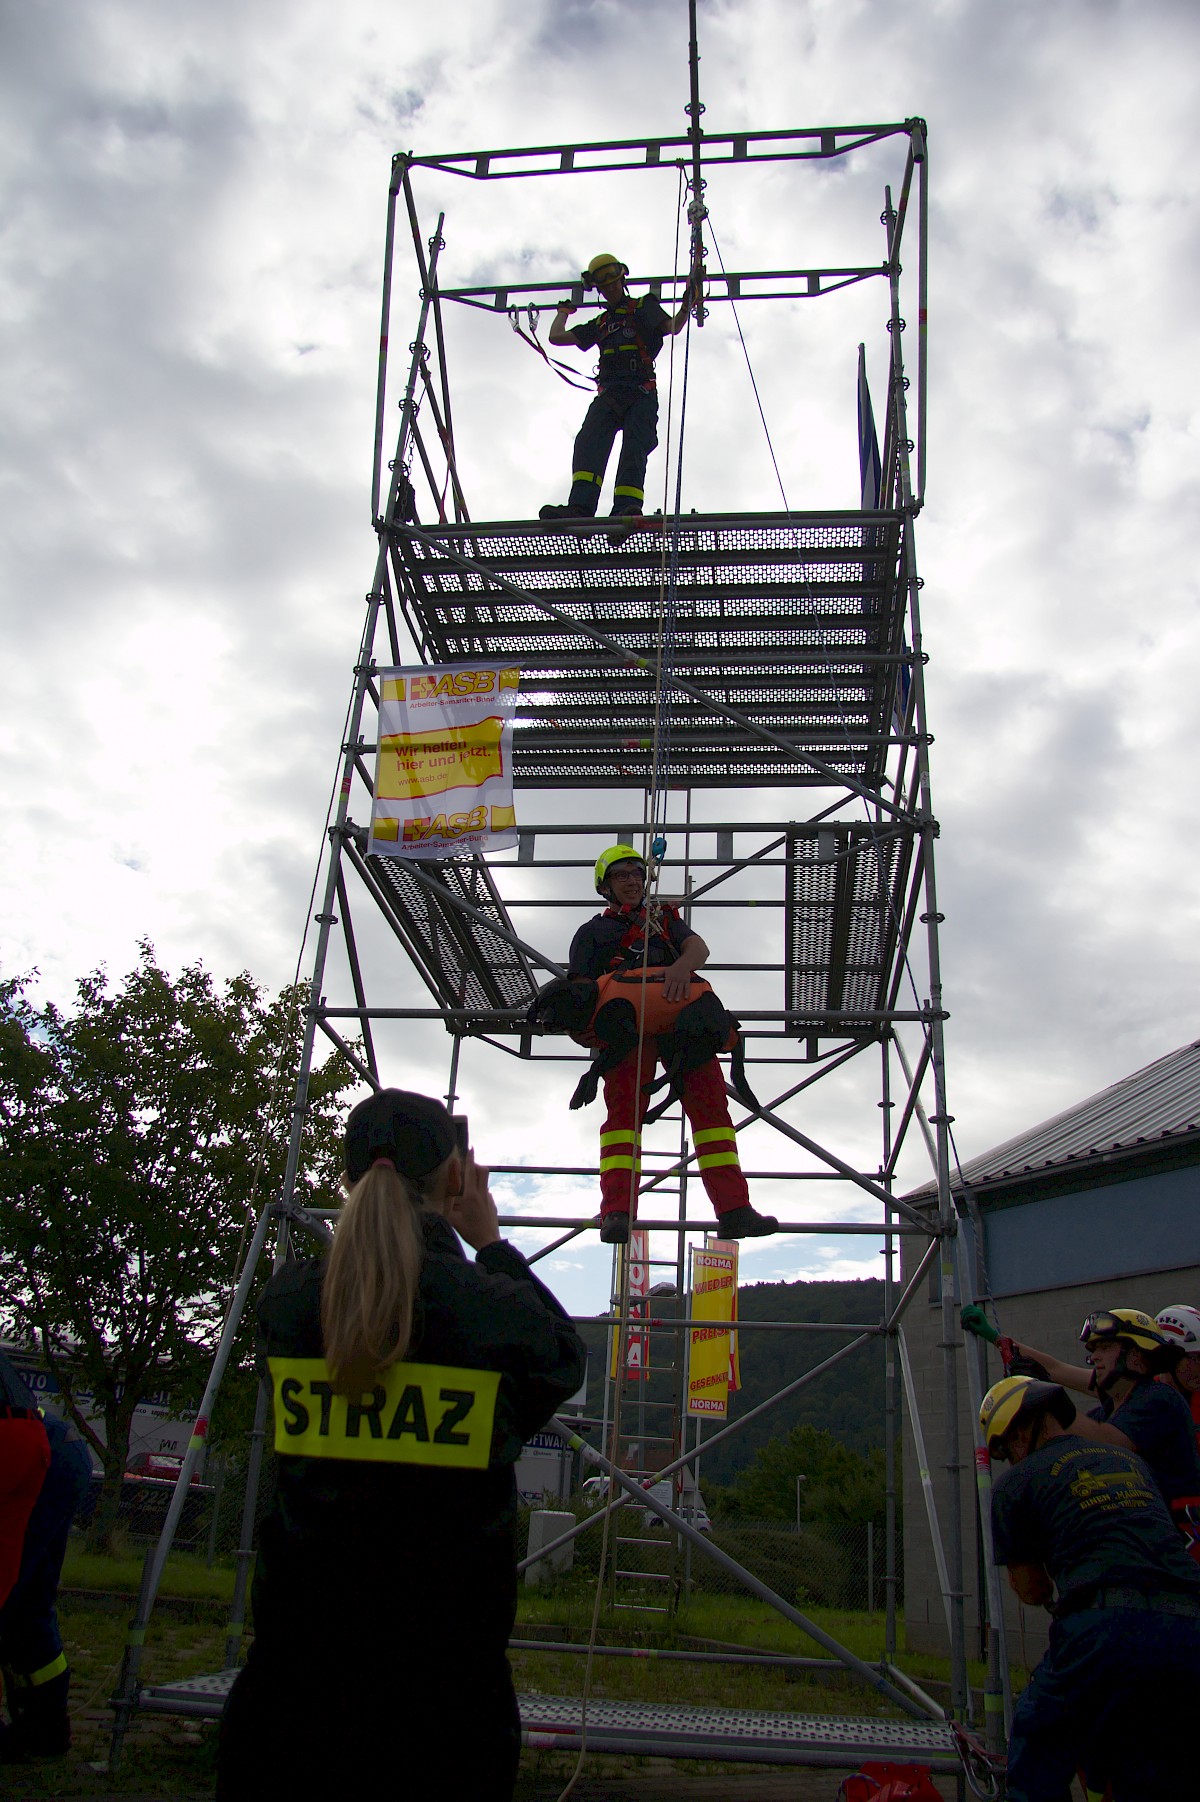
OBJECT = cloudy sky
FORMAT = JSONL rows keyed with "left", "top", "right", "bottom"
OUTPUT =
{"left": 3, "top": 0, "right": 1198, "bottom": 1314}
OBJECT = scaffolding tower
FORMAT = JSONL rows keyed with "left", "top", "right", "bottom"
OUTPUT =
{"left": 107, "top": 58, "right": 1008, "bottom": 1796}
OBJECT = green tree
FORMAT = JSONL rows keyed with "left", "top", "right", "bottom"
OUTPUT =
{"left": 0, "top": 945, "right": 355, "bottom": 1550}
{"left": 718, "top": 1423, "right": 885, "bottom": 1527}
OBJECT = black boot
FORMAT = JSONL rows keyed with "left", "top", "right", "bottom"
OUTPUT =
{"left": 716, "top": 1206, "right": 779, "bottom": 1239}
{"left": 599, "top": 1212, "right": 631, "bottom": 1245}
{"left": 539, "top": 502, "right": 591, "bottom": 520}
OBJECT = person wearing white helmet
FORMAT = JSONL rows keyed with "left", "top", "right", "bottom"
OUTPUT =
{"left": 980, "top": 1373, "right": 1200, "bottom": 1801}
{"left": 539, "top": 253, "right": 699, "bottom": 524}
{"left": 1157, "top": 1303, "right": 1200, "bottom": 1449}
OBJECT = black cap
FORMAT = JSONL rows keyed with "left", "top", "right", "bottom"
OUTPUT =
{"left": 344, "top": 1089, "right": 458, "bottom": 1185}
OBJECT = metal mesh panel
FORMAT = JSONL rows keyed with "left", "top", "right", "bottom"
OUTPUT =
{"left": 785, "top": 824, "right": 915, "bottom": 1034}
{"left": 364, "top": 852, "right": 540, "bottom": 1013}
{"left": 139, "top": 1674, "right": 959, "bottom": 1766}
{"left": 391, "top": 513, "right": 907, "bottom": 788}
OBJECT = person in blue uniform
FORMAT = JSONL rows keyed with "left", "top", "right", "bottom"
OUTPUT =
{"left": 216, "top": 1089, "right": 586, "bottom": 1802}
{"left": 0, "top": 1405, "right": 92, "bottom": 1763}
{"left": 981, "top": 1374, "right": 1200, "bottom": 1801}
{"left": 1011, "top": 1306, "right": 1200, "bottom": 1553}
{"left": 539, "top": 252, "right": 697, "bottom": 522}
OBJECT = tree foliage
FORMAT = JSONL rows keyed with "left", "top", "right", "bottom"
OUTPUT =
{"left": 716, "top": 1423, "right": 886, "bottom": 1527}
{"left": 0, "top": 944, "right": 356, "bottom": 1547}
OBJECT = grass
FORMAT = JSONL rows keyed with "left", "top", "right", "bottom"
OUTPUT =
{"left": 61, "top": 1548, "right": 237, "bottom": 1601}
{"left": 12, "top": 1555, "right": 996, "bottom": 1797}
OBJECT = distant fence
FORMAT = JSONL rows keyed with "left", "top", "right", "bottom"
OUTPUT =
{"left": 687, "top": 1517, "right": 898, "bottom": 1611}
{"left": 522, "top": 1502, "right": 899, "bottom": 1614}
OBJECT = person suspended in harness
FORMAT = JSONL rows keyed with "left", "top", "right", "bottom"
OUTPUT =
{"left": 980, "top": 1373, "right": 1200, "bottom": 1802}
{"left": 538, "top": 253, "right": 699, "bottom": 523}
{"left": 1009, "top": 1305, "right": 1200, "bottom": 1563}
{"left": 531, "top": 845, "right": 777, "bottom": 1247}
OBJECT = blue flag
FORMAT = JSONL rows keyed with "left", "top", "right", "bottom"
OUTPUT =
{"left": 857, "top": 346, "right": 910, "bottom": 732}
{"left": 858, "top": 342, "right": 882, "bottom": 511}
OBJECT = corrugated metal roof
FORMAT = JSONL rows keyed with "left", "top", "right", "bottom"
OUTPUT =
{"left": 908, "top": 1038, "right": 1200, "bottom": 1201}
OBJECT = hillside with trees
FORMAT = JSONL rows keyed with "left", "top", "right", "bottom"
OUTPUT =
{"left": 576, "top": 1274, "right": 888, "bottom": 1485}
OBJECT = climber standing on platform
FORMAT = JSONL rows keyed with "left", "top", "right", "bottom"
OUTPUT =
{"left": 567, "top": 846, "right": 777, "bottom": 1245}
{"left": 539, "top": 254, "right": 700, "bottom": 523}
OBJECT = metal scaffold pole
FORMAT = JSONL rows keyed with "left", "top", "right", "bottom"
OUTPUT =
{"left": 104, "top": 107, "right": 993, "bottom": 1791}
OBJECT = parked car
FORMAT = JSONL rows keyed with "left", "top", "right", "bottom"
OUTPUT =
{"left": 124, "top": 1450, "right": 204, "bottom": 1484}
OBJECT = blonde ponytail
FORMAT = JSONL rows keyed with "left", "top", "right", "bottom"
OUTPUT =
{"left": 321, "top": 1161, "right": 424, "bottom": 1397}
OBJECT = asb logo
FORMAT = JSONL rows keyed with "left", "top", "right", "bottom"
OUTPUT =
{"left": 409, "top": 668, "right": 519, "bottom": 701}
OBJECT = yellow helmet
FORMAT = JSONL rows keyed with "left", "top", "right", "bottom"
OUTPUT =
{"left": 1078, "top": 1308, "right": 1169, "bottom": 1355}
{"left": 979, "top": 1376, "right": 1075, "bottom": 1461}
{"left": 585, "top": 252, "right": 628, "bottom": 287}
{"left": 594, "top": 844, "right": 645, "bottom": 894}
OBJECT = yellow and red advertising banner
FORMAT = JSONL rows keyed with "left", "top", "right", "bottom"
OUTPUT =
{"left": 368, "top": 663, "right": 521, "bottom": 858}
{"left": 611, "top": 1229, "right": 650, "bottom": 1383}
{"left": 686, "top": 1240, "right": 740, "bottom": 1417}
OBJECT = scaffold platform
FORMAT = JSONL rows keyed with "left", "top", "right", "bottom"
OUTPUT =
{"left": 389, "top": 512, "right": 909, "bottom": 790}
{"left": 133, "top": 1669, "right": 959, "bottom": 1771}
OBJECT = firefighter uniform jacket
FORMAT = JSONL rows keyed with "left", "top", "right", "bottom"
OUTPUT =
{"left": 217, "top": 1214, "right": 585, "bottom": 1801}
{"left": 249, "top": 1212, "right": 586, "bottom": 1664}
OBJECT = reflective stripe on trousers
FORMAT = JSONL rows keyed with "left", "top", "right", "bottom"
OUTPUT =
{"left": 598, "top": 1045, "right": 748, "bottom": 1218}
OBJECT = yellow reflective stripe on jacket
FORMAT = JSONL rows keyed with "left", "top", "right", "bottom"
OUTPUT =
{"left": 268, "top": 1357, "right": 500, "bottom": 1469}
{"left": 28, "top": 1652, "right": 68, "bottom": 1687}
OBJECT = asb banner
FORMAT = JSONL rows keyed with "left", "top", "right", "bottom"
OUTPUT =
{"left": 686, "top": 1241, "right": 739, "bottom": 1417}
{"left": 368, "top": 662, "right": 521, "bottom": 858}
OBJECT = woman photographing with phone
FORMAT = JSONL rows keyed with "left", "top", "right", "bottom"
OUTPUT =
{"left": 217, "top": 1089, "right": 586, "bottom": 1801}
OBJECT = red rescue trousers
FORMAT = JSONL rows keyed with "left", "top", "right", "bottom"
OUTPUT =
{"left": 0, "top": 1416, "right": 50, "bottom": 1609}
{"left": 599, "top": 1043, "right": 749, "bottom": 1221}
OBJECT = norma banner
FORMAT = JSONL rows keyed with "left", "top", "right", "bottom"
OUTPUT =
{"left": 368, "top": 662, "right": 521, "bottom": 858}
{"left": 686, "top": 1241, "right": 740, "bottom": 1418}
{"left": 611, "top": 1229, "right": 651, "bottom": 1383}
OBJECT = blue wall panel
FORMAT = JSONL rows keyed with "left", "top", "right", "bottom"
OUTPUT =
{"left": 984, "top": 1164, "right": 1200, "bottom": 1296}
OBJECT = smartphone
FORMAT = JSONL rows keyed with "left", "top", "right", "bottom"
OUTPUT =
{"left": 452, "top": 1115, "right": 469, "bottom": 1158}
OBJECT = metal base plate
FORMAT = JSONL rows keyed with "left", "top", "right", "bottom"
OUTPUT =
{"left": 135, "top": 1671, "right": 959, "bottom": 1770}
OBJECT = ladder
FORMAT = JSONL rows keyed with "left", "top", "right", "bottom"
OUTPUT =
{"left": 603, "top": 1113, "right": 692, "bottom": 1619}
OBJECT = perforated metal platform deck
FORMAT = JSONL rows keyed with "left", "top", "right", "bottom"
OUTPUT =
{"left": 134, "top": 1669, "right": 959, "bottom": 1770}
{"left": 389, "top": 512, "right": 908, "bottom": 789}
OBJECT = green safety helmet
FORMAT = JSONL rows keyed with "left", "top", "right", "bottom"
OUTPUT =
{"left": 594, "top": 844, "right": 646, "bottom": 895}
{"left": 979, "top": 1376, "right": 1076, "bottom": 1462}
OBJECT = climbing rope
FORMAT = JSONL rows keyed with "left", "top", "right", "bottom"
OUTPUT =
{"left": 554, "top": 171, "right": 699, "bottom": 1802}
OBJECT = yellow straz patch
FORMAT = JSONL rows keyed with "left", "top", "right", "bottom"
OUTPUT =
{"left": 268, "top": 1357, "right": 501, "bottom": 1468}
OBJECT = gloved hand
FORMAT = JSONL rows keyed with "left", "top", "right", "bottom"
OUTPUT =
{"left": 1007, "top": 1351, "right": 1051, "bottom": 1381}
{"left": 960, "top": 1303, "right": 1000, "bottom": 1345}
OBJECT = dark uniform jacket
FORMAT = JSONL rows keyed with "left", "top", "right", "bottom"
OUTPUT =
{"left": 569, "top": 906, "right": 695, "bottom": 983}
{"left": 1088, "top": 1375, "right": 1200, "bottom": 1506}
{"left": 251, "top": 1213, "right": 586, "bottom": 1669}
{"left": 569, "top": 295, "right": 671, "bottom": 390}
{"left": 992, "top": 1433, "right": 1200, "bottom": 1614}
